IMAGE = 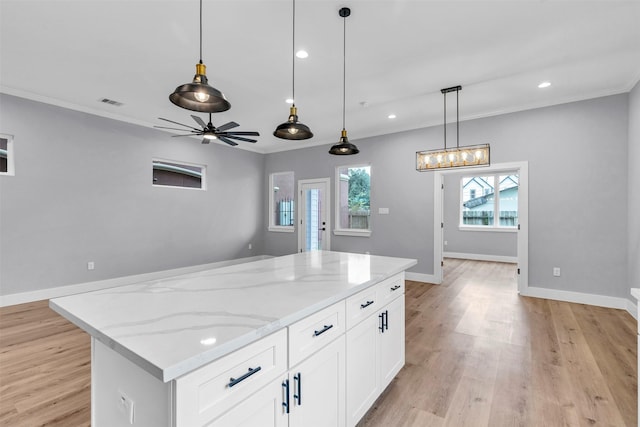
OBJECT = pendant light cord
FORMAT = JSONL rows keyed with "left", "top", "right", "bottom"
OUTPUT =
{"left": 342, "top": 12, "right": 347, "bottom": 131}
{"left": 456, "top": 88, "right": 460, "bottom": 148}
{"left": 199, "top": 0, "right": 203, "bottom": 64}
{"left": 292, "top": 0, "right": 296, "bottom": 103}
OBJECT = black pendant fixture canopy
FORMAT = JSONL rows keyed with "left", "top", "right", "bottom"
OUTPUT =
{"left": 329, "top": 7, "right": 359, "bottom": 155}
{"left": 169, "top": 0, "right": 230, "bottom": 113}
{"left": 274, "top": 0, "right": 313, "bottom": 140}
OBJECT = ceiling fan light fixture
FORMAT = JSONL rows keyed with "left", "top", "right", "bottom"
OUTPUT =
{"left": 273, "top": 105, "right": 313, "bottom": 139}
{"left": 329, "top": 129, "right": 359, "bottom": 155}
{"left": 169, "top": 1, "right": 231, "bottom": 113}
{"left": 274, "top": 0, "right": 313, "bottom": 141}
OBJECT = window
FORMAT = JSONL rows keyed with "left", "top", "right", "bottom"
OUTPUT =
{"left": 269, "top": 171, "right": 295, "bottom": 232}
{"left": 335, "top": 165, "right": 371, "bottom": 236}
{"left": 460, "top": 172, "right": 518, "bottom": 229}
{"left": 152, "top": 159, "right": 205, "bottom": 190}
{"left": 0, "top": 134, "right": 14, "bottom": 175}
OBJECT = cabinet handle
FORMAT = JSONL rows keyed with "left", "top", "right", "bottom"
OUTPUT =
{"left": 282, "top": 379, "right": 290, "bottom": 414}
{"left": 360, "top": 300, "right": 374, "bottom": 309}
{"left": 313, "top": 324, "right": 334, "bottom": 337}
{"left": 228, "top": 366, "right": 262, "bottom": 388}
{"left": 294, "top": 372, "right": 302, "bottom": 405}
{"left": 379, "top": 312, "right": 385, "bottom": 333}
{"left": 390, "top": 285, "right": 401, "bottom": 291}
{"left": 384, "top": 309, "right": 389, "bottom": 331}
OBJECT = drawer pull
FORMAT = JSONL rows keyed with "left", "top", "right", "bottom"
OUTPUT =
{"left": 390, "top": 285, "right": 401, "bottom": 291}
{"left": 313, "top": 324, "right": 334, "bottom": 337}
{"left": 360, "top": 300, "right": 374, "bottom": 309}
{"left": 228, "top": 366, "right": 262, "bottom": 388}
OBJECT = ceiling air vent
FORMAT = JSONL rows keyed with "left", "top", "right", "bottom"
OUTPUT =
{"left": 99, "top": 98, "right": 124, "bottom": 106}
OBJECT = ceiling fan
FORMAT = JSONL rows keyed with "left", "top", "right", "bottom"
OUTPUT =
{"left": 155, "top": 114, "right": 259, "bottom": 146}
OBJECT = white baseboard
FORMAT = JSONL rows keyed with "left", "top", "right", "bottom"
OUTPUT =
{"left": 405, "top": 272, "right": 437, "bottom": 284}
{"left": 0, "top": 255, "right": 273, "bottom": 307}
{"left": 521, "top": 285, "right": 637, "bottom": 319}
{"left": 444, "top": 252, "right": 517, "bottom": 264}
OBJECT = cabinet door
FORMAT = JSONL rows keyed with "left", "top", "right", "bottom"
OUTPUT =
{"left": 345, "top": 314, "right": 379, "bottom": 427}
{"left": 289, "top": 335, "right": 346, "bottom": 427}
{"left": 378, "top": 296, "right": 405, "bottom": 390}
{"left": 210, "top": 379, "right": 287, "bottom": 427}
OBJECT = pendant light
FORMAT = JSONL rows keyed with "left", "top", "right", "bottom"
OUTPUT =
{"left": 273, "top": 0, "right": 313, "bottom": 140}
{"left": 416, "top": 85, "right": 490, "bottom": 171}
{"left": 169, "top": 0, "right": 231, "bottom": 113}
{"left": 329, "top": 7, "right": 359, "bottom": 155}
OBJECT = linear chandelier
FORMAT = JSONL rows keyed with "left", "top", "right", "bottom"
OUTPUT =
{"left": 416, "top": 85, "right": 489, "bottom": 171}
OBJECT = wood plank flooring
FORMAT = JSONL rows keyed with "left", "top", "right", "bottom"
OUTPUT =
{"left": 0, "top": 259, "right": 636, "bottom": 426}
{"left": 358, "top": 259, "right": 637, "bottom": 427}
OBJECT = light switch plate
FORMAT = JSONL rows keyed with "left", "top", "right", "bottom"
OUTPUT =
{"left": 378, "top": 207, "right": 389, "bottom": 215}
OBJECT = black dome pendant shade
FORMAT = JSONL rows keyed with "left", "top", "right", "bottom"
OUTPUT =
{"left": 274, "top": 105, "right": 313, "bottom": 139}
{"left": 329, "top": 7, "right": 359, "bottom": 155}
{"left": 169, "top": 0, "right": 230, "bottom": 113}
{"left": 274, "top": 0, "right": 313, "bottom": 140}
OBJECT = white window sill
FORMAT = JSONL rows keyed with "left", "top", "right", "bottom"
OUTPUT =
{"left": 268, "top": 226, "right": 295, "bottom": 233}
{"left": 333, "top": 229, "right": 372, "bottom": 237}
{"left": 458, "top": 226, "right": 517, "bottom": 233}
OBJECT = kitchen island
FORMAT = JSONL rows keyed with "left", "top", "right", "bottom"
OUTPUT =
{"left": 50, "top": 251, "right": 417, "bottom": 426}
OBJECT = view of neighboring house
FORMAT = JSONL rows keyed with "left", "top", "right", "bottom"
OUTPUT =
{"left": 462, "top": 174, "right": 519, "bottom": 226}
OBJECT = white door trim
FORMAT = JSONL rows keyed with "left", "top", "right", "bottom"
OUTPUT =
{"left": 433, "top": 161, "right": 529, "bottom": 294}
{"left": 298, "top": 178, "right": 331, "bottom": 253}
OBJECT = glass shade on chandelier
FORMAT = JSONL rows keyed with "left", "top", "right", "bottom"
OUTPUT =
{"left": 170, "top": 62, "right": 231, "bottom": 113}
{"left": 416, "top": 144, "right": 490, "bottom": 171}
{"left": 274, "top": 105, "right": 313, "bottom": 140}
{"left": 329, "top": 129, "right": 359, "bottom": 155}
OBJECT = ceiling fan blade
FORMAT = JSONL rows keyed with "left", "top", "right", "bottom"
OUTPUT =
{"left": 201, "top": 138, "right": 211, "bottom": 144}
{"left": 222, "top": 131, "right": 260, "bottom": 136}
{"left": 216, "top": 121, "right": 240, "bottom": 132}
{"left": 170, "top": 133, "right": 201, "bottom": 137}
{"left": 154, "top": 125, "right": 197, "bottom": 132}
{"left": 218, "top": 136, "right": 238, "bottom": 146}
{"left": 224, "top": 135, "right": 257, "bottom": 143}
{"left": 191, "top": 115, "right": 208, "bottom": 129}
{"left": 158, "top": 117, "right": 200, "bottom": 131}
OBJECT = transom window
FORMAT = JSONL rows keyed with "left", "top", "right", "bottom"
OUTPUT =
{"left": 0, "top": 134, "right": 14, "bottom": 175}
{"left": 460, "top": 172, "right": 518, "bottom": 229}
{"left": 152, "top": 159, "right": 205, "bottom": 190}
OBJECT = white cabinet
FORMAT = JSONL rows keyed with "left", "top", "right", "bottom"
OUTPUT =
{"left": 287, "top": 335, "right": 346, "bottom": 427}
{"left": 210, "top": 379, "right": 287, "bottom": 427}
{"left": 345, "top": 273, "right": 405, "bottom": 427}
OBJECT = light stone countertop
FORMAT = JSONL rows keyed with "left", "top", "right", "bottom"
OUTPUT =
{"left": 50, "top": 251, "right": 417, "bottom": 382}
{"left": 631, "top": 288, "right": 640, "bottom": 301}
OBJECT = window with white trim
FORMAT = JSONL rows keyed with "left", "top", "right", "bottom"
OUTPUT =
{"left": 152, "top": 159, "right": 205, "bottom": 190}
{"left": 460, "top": 172, "right": 518, "bottom": 229}
{"left": 335, "top": 165, "right": 371, "bottom": 236}
{"left": 269, "top": 171, "right": 295, "bottom": 232}
{"left": 0, "top": 134, "right": 14, "bottom": 175}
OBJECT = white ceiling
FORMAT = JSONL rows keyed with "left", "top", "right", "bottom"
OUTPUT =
{"left": 2, "top": 0, "right": 639, "bottom": 154}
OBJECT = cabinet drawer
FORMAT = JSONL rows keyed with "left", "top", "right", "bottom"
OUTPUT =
{"left": 375, "top": 273, "right": 405, "bottom": 307}
{"left": 289, "top": 301, "right": 345, "bottom": 367}
{"left": 174, "top": 328, "right": 287, "bottom": 426}
{"left": 345, "top": 286, "right": 379, "bottom": 330}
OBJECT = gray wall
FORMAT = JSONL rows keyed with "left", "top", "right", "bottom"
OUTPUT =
{"left": 443, "top": 173, "right": 517, "bottom": 258}
{"left": 0, "top": 94, "right": 265, "bottom": 296}
{"left": 264, "top": 94, "right": 629, "bottom": 298}
{"left": 629, "top": 81, "right": 640, "bottom": 296}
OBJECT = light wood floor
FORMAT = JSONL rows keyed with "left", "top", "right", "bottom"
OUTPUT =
{"left": 0, "top": 259, "right": 636, "bottom": 426}
{"left": 359, "top": 259, "right": 638, "bottom": 427}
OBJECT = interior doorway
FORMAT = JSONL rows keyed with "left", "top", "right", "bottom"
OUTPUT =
{"left": 298, "top": 178, "right": 331, "bottom": 252}
{"left": 433, "top": 161, "right": 529, "bottom": 294}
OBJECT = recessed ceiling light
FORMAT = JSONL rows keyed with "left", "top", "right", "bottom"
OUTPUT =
{"left": 388, "top": 114, "right": 396, "bottom": 119}
{"left": 296, "top": 50, "right": 308, "bottom": 59}
{"left": 285, "top": 98, "right": 294, "bottom": 104}
{"left": 538, "top": 81, "right": 551, "bottom": 89}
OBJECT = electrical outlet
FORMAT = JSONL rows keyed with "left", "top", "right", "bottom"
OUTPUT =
{"left": 87, "top": 261, "right": 95, "bottom": 271}
{"left": 117, "top": 390, "right": 135, "bottom": 424}
{"left": 444, "top": 240, "right": 448, "bottom": 246}
{"left": 248, "top": 243, "right": 252, "bottom": 250}
{"left": 553, "top": 267, "right": 561, "bottom": 277}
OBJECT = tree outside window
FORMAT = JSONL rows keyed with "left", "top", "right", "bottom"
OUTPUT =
{"left": 337, "top": 165, "right": 371, "bottom": 231}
